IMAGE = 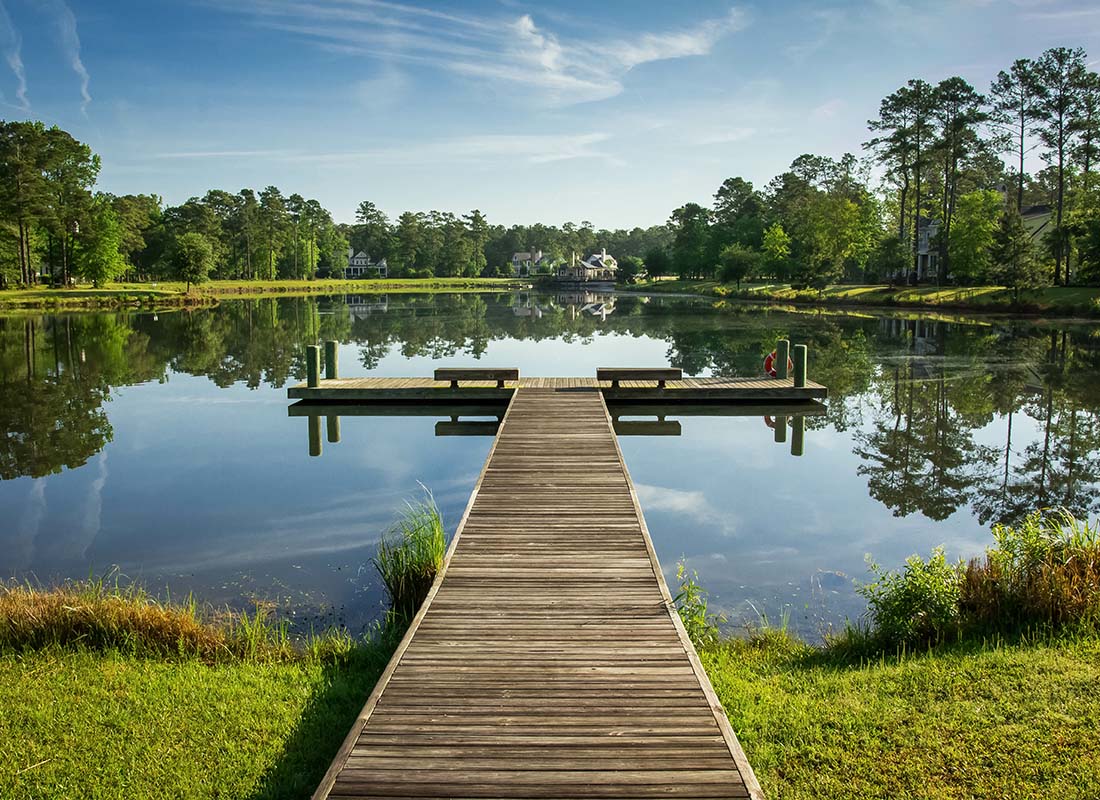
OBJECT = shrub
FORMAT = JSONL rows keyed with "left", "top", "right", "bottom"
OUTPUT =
{"left": 373, "top": 491, "right": 447, "bottom": 622}
{"left": 857, "top": 547, "right": 963, "bottom": 648}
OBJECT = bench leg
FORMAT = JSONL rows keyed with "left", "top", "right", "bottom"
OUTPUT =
{"left": 658, "top": 380, "right": 666, "bottom": 389}
{"left": 611, "top": 379, "right": 619, "bottom": 388}
{"left": 450, "top": 380, "right": 459, "bottom": 389}
{"left": 497, "top": 379, "right": 505, "bottom": 388}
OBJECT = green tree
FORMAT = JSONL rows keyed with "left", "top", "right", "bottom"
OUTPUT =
{"left": 0, "top": 121, "right": 49, "bottom": 286}
{"left": 990, "top": 59, "right": 1038, "bottom": 211}
{"left": 616, "top": 255, "right": 643, "bottom": 283}
{"left": 643, "top": 247, "right": 672, "bottom": 279}
{"left": 74, "top": 199, "right": 126, "bottom": 287}
{"left": 948, "top": 190, "right": 1002, "bottom": 284}
{"left": 172, "top": 231, "right": 214, "bottom": 291}
{"left": 992, "top": 209, "right": 1046, "bottom": 300}
{"left": 669, "top": 203, "right": 711, "bottom": 279}
{"left": 717, "top": 243, "right": 760, "bottom": 288}
{"left": 1028, "top": 46, "right": 1088, "bottom": 284}
{"left": 463, "top": 209, "right": 490, "bottom": 276}
{"left": 257, "top": 186, "right": 287, "bottom": 280}
{"left": 40, "top": 126, "right": 101, "bottom": 285}
{"left": 761, "top": 222, "right": 792, "bottom": 279}
{"left": 353, "top": 200, "right": 391, "bottom": 261}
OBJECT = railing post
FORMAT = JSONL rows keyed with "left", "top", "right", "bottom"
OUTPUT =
{"left": 793, "top": 344, "right": 807, "bottom": 388}
{"left": 775, "top": 339, "right": 789, "bottom": 380}
{"left": 791, "top": 415, "right": 805, "bottom": 457}
{"left": 325, "top": 340, "right": 338, "bottom": 380}
{"left": 306, "top": 345, "right": 320, "bottom": 388}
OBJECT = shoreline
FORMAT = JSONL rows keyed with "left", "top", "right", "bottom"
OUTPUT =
{"left": 0, "top": 277, "right": 532, "bottom": 311}
{"left": 630, "top": 279, "right": 1100, "bottom": 321}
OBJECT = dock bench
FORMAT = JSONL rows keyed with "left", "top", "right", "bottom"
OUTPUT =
{"left": 434, "top": 367, "right": 519, "bottom": 388}
{"left": 597, "top": 367, "right": 682, "bottom": 388}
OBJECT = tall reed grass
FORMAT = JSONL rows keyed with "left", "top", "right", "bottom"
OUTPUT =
{"left": 372, "top": 491, "right": 447, "bottom": 622}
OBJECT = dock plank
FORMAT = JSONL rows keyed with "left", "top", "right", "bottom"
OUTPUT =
{"left": 312, "top": 387, "right": 762, "bottom": 800}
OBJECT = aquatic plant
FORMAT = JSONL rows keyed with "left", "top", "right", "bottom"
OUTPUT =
{"left": 962, "top": 508, "right": 1100, "bottom": 630}
{"left": 674, "top": 561, "right": 726, "bottom": 648}
{"left": 857, "top": 546, "right": 964, "bottom": 648}
{"left": 372, "top": 491, "right": 447, "bottom": 622}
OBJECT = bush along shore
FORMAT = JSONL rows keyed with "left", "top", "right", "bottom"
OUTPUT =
{"left": 0, "top": 277, "right": 529, "bottom": 311}
{"left": 631, "top": 278, "right": 1100, "bottom": 318}
{"left": 676, "top": 508, "right": 1100, "bottom": 799}
{"left": 0, "top": 495, "right": 447, "bottom": 800}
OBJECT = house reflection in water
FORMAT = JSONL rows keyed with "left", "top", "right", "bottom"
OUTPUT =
{"left": 511, "top": 292, "right": 616, "bottom": 321}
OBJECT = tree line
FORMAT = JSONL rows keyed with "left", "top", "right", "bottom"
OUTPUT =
{"left": 659, "top": 46, "right": 1100, "bottom": 291}
{"left": 1, "top": 44, "right": 1098, "bottom": 291}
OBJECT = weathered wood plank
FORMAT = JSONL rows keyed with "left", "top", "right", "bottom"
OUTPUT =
{"left": 313, "top": 387, "right": 762, "bottom": 800}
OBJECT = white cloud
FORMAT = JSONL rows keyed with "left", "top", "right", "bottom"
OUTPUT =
{"left": 220, "top": 2, "right": 749, "bottom": 106}
{"left": 810, "top": 98, "right": 844, "bottom": 120}
{"left": 0, "top": 0, "right": 28, "bottom": 110}
{"left": 634, "top": 483, "right": 738, "bottom": 536}
{"left": 43, "top": 0, "right": 90, "bottom": 113}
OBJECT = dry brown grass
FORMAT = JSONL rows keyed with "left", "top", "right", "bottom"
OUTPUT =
{"left": 0, "top": 578, "right": 351, "bottom": 663}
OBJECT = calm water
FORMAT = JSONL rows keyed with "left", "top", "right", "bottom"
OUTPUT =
{"left": 2, "top": 292, "right": 1098, "bottom": 639}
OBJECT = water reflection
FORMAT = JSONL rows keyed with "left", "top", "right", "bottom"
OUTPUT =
{"left": 2, "top": 293, "right": 1099, "bottom": 637}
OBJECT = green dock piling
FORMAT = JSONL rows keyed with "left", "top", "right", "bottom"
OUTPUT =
{"left": 325, "top": 341, "right": 338, "bottom": 380}
{"left": 306, "top": 345, "right": 321, "bottom": 388}
{"left": 793, "top": 344, "right": 807, "bottom": 388}
{"left": 791, "top": 415, "right": 805, "bottom": 457}
{"left": 308, "top": 414, "right": 322, "bottom": 457}
{"left": 775, "top": 339, "right": 790, "bottom": 380}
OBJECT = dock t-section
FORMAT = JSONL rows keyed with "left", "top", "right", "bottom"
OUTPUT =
{"left": 313, "top": 386, "right": 762, "bottom": 800}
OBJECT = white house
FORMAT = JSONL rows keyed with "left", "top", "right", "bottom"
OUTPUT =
{"left": 345, "top": 248, "right": 388, "bottom": 279}
{"left": 914, "top": 216, "right": 940, "bottom": 281}
{"left": 512, "top": 250, "right": 555, "bottom": 277}
{"left": 557, "top": 249, "right": 618, "bottom": 282}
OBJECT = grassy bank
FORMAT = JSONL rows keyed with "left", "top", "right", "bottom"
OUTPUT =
{"left": 632, "top": 278, "right": 1100, "bottom": 317}
{"left": 681, "top": 508, "right": 1100, "bottom": 799}
{"left": 704, "top": 630, "right": 1100, "bottom": 799}
{"left": 0, "top": 498, "right": 448, "bottom": 799}
{"left": 0, "top": 277, "right": 529, "bottom": 311}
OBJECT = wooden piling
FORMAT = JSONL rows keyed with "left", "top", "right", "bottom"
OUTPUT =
{"left": 308, "top": 414, "right": 322, "bottom": 457}
{"left": 326, "top": 415, "right": 340, "bottom": 443}
{"left": 306, "top": 345, "right": 321, "bottom": 388}
{"left": 324, "top": 340, "right": 338, "bottom": 380}
{"left": 793, "top": 344, "right": 807, "bottom": 388}
{"left": 774, "top": 414, "right": 787, "bottom": 443}
{"left": 791, "top": 414, "right": 805, "bottom": 457}
{"left": 775, "top": 339, "right": 790, "bottom": 380}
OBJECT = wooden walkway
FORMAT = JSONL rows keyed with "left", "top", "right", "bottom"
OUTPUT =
{"left": 313, "top": 387, "right": 763, "bottom": 800}
{"left": 289, "top": 375, "right": 826, "bottom": 403}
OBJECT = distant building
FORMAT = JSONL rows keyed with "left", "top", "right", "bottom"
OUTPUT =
{"left": 556, "top": 249, "right": 618, "bottom": 282}
{"left": 512, "top": 250, "right": 554, "bottom": 277}
{"left": 1020, "top": 204, "right": 1052, "bottom": 243}
{"left": 345, "top": 248, "right": 388, "bottom": 279}
{"left": 914, "top": 216, "right": 940, "bottom": 282}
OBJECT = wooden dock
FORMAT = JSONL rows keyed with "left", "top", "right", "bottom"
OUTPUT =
{"left": 313, "top": 386, "right": 763, "bottom": 800}
{"left": 288, "top": 375, "right": 827, "bottom": 403}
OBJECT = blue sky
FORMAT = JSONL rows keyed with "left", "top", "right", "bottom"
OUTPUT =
{"left": 1, "top": 0, "right": 1098, "bottom": 228}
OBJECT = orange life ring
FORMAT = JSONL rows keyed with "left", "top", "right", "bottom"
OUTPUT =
{"left": 763, "top": 350, "right": 795, "bottom": 378}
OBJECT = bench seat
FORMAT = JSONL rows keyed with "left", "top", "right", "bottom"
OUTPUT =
{"left": 434, "top": 368, "right": 519, "bottom": 388}
{"left": 597, "top": 367, "right": 682, "bottom": 388}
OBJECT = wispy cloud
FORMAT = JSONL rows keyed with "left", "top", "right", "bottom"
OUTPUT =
{"left": 157, "top": 132, "right": 616, "bottom": 165}
{"left": 785, "top": 8, "right": 845, "bottom": 62}
{"left": 0, "top": 0, "right": 28, "bottom": 110}
{"left": 43, "top": 0, "right": 90, "bottom": 113}
{"left": 219, "top": 2, "right": 748, "bottom": 105}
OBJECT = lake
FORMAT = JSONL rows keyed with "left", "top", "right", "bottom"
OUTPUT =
{"left": 2, "top": 291, "right": 1098, "bottom": 640}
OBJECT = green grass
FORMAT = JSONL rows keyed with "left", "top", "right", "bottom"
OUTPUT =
{"left": 702, "top": 631, "right": 1100, "bottom": 799}
{"left": 0, "top": 644, "right": 392, "bottom": 800}
{"left": 0, "top": 276, "right": 528, "bottom": 310}
{"left": 372, "top": 492, "right": 448, "bottom": 622}
{"left": 632, "top": 278, "right": 1100, "bottom": 317}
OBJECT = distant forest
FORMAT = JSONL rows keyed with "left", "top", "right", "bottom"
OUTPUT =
{"left": 1, "top": 45, "right": 1098, "bottom": 291}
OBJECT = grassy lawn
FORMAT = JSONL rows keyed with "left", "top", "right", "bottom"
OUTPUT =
{"left": 0, "top": 277, "right": 528, "bottom": 310}
{"left": 632, "top": 278, "right": 1100, "bottom": 316}
{"left": 704, "top": 632, "right": 1100, "bottom": 799}
{"left": 0, "top": 647, "right": 387, "bottom": 799}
